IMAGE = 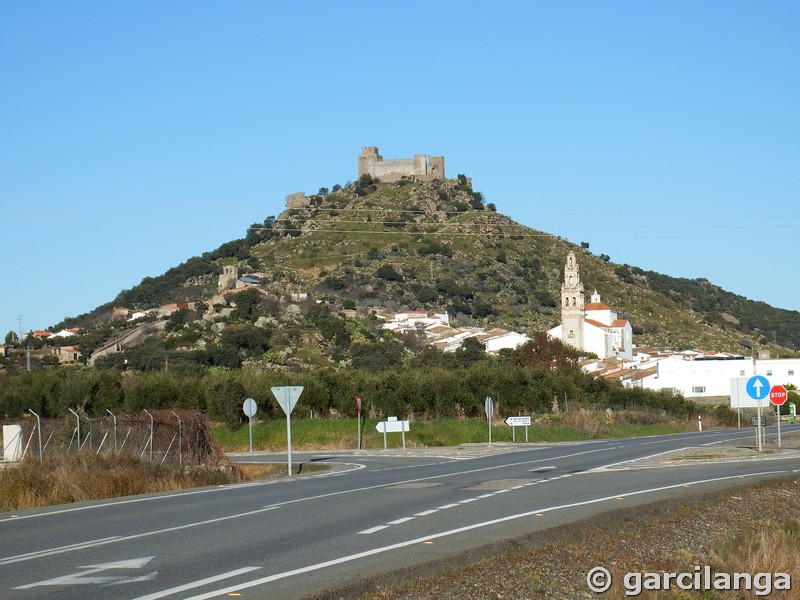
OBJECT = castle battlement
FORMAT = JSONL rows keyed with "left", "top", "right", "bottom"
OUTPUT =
{"left": 358, "top": 146, "right": 445, "bottom": 182}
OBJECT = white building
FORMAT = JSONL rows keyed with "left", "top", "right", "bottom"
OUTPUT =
{"left": 548, "top": 252, "right": 633, "bottom": 360}
{"left": 623, "top": 352, "right": 800, "bottom": 402}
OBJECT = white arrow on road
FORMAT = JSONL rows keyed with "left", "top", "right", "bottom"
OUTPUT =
{"left": 14, "top": 556, "right": 157, "bottom": 589}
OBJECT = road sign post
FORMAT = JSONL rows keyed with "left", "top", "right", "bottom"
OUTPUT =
{"left": 271, "top": 386, "right": 304, "bottom": 476}
{"left": 375, "top": 417, "right": 409, "bottom": 449}
{"left": 485, "top": 397, "right": 493, "bottom": 444}
{"left": 504, "top": 415, "right": 531, "bottom": 443}
{"left": 355, "top": 396, "right": 363, "bottom": 450}
{"left": 770, "top": 385, "right": 787, "bottom": 448}
{"left": 746, "top": 375, "right": 769, "bottom": 452}
{"left": 242, "top": 397, "right": 257, "bottom": 453}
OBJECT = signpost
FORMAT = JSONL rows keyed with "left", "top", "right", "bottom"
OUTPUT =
{"left": 746, "top": 375, "right": 769, "bottom": 451}
{"left": 242, "top": 397, "right": 257, "bottom": 453}
{"left": 375, "top": 417, "right": 409, "bottom": 449}
{"left": 770, "top": 384, "right": 787, "bottom": 448}
{"left": 505, "top": 415, "right": 531, "bottom": 442}
{"left": 271, "top": 386, "right": 304, "bottom": 476}
{"left": 355, "top": 395, "right": 363, "bottom": 450}
{"left": 485, "top": 396, "right": 493, "bottom": 444}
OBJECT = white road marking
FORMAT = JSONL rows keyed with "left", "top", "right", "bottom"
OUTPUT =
{"left": 0, "top": 507, "right": 278, "bottom": 566}
{"left": 458, "top": 498, "right": 478, "bottom": 504}
{"left": 0, "top": 537, "right": 121, "bottom": 566}
{"left": 414, "top": 509, "right": 438, "bottom": 516}
{"left": 437, "top": 503, "right": 460, "bottom": 509}
{"left": 131, "top": 567, "right": 262, "bottom": 600}
{"left": 15, "top": 556, "right": 157, "bottom": 589}
{"left": 175, "top": 470, "right": 788, "bottom": 600}
{"left": 358, "top": 525, "right": 388, "bottom": 535}
{"left": 387, "top": 517, "right": 415, "bottom": 525}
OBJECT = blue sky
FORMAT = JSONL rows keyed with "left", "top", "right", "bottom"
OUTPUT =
{"left": 1, "top": 1, "right": 798, "bottom": 338}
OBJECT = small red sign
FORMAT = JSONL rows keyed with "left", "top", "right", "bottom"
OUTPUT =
{"left": 769, "top": 385, "right": 788, "bottom": 406}
{"left": 355, "top": 395, "right": 363, "bottom": 414}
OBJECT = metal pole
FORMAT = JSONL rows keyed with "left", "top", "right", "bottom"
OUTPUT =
{"left": 757, "top": 400, "right": 763, "bottom": 452}
{"left": 106, "top": 409, "right": 117, "bottom": 454}
{"left": 286, "top": 409, "right": 292, "bottom": 476}
{"left": 401, "top": 421, "right": 406, "bottom": 449}
{"left": 143, "top": 409, "right": 154, "bottom": 461}
{"left": 383, "top": 425, "right": 387, "bottom": 449}
{"left": 171, "top": 411, "right": 183, "bottom": 465}
{"left": 777, "top": 403, "right": 781, "bottom": 448}
{"left": 357, "top": 412, "right": 361, "bottom": 450}
{"left": 68, "top": 408, "right": 80, "bottom": 452}
{"left": 27, "top": 409, "right": 42, "bottom": 462}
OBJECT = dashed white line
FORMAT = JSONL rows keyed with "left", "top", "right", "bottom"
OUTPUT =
{"left": 177, "top": 471, "right": 788, "bottom": 600}
{"left": 387, "top": 517, "right": 415, "bottom": 525}
{"left": 437, "top": 503, "right": 460, "bottom": 509}
{"left": 414, "top": 509, "right": 439, "bottom": 516}
{"left": 358, "top": 525, "right": 389, "bottom": 535}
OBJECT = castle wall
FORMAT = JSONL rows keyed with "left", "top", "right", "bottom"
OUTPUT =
{"left": 358, "top": 147, "right": 445, "bottom": 182}
{"left": 285, "top": 191, "right": 308, "bottom": 209}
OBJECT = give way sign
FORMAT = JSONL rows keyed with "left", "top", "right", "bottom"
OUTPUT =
{"left": 770, "top": 385, "right": 788, "bottom": 406}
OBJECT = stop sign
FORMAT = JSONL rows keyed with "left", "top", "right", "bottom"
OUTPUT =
{"left": 770, "top": 385, "right": 788, "bottom": 406}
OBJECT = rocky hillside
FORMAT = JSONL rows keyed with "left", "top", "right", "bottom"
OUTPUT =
{"left": 51, "top": 174, "right": 800, "bottom": 369}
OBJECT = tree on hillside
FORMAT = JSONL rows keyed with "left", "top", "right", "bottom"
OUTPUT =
{"left": 513, "top": 332, "right": 580, "bottom": 368}
{"left": 455, "top": 336, "right": 486, "bottom": 366}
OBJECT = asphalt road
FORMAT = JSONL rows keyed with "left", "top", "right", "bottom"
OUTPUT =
{"left": 1, "top": 425, "right": 798, "bottom": 600}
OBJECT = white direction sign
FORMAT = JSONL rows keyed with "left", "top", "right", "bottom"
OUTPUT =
{"left": 505, "top": 416, "right": 531, "bottom": 427}
{"left": 271, "top": 386, "right": 304, "bottom": 415}
{"left": 375, "top": 418, "right": 410, "bottom": 433}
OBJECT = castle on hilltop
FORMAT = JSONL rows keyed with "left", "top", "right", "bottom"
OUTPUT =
{"left": 358, "top": 146, "right": 445, "bottom": 182}
{"left": 285, "top": 146, "right": 447, "bottom": 209}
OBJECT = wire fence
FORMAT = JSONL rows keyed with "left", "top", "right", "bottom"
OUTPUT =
{"left": 2, "top": 410, "right": 221, "bottom": 467}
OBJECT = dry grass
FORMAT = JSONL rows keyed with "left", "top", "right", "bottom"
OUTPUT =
{"left": 709, "top": 519, "right": 800, "bottom": 600}
{"left": 0, "top": 453, "right": 246, "bottom": 511}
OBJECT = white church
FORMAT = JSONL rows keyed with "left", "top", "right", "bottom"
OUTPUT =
{"left": 548, "top": 251, "right": 633, "bottom": 360}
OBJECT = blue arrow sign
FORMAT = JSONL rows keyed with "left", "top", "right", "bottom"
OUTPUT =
{"left": 746, "top": 375, "right": 770, "bottom": 401}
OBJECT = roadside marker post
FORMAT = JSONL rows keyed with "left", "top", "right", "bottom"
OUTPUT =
{"left": 271, "top": 386, "right": 304, "bottom": 476}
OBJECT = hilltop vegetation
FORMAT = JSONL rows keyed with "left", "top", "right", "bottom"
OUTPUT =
{"left": 4, "top": 173, "right": 800, "bottom": 380}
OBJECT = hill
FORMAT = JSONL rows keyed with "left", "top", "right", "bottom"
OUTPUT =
{"left": 47, "top": 174, "right": 800, "bottom": 369}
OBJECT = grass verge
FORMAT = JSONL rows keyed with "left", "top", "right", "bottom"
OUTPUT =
{"left": 213, "top": 413, "right": 698, "bottom": 452}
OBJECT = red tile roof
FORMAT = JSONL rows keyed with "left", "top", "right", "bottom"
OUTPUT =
{"left": 584, "top": 302, "right": 612, "bottom": 311}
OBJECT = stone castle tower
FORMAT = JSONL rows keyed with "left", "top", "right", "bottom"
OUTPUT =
{"left": 358, "top": 147, "right": 445, "bottom": 182}
{"left": 561, "top": 251, "right": 585, "bottom": 351}
{"left": 218, "top": 265, "right": 239, "bottom": 292}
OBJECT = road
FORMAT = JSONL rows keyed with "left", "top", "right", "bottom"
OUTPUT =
{"left": 1, "top": 425, "right": 798, "bottom": 599}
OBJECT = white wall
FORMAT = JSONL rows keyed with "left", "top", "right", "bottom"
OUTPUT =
{"left": 641, "top": 356, "right": 800, "bottom": 399}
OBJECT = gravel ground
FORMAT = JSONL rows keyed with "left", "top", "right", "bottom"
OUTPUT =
{"left": 314, "top": 441, "right": 800, "bottom": 600}
{"left": 354, "top": 476, "right": 800, "bottom": 600}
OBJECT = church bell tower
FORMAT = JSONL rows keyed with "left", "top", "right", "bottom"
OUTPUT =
{"left": 561, "top": 251, "right": 585, "bottom": 351}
